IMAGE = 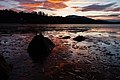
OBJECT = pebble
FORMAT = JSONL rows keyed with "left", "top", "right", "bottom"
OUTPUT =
{"left": 76, "top": 76, "right": 85, "bottom": 80}
{"left": 68, "top": 72, "right": 76, "bottom": 76}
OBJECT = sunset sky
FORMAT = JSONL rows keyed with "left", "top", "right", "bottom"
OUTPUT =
{"left": 0, "top": 0, "right": 120, "bottom": 21}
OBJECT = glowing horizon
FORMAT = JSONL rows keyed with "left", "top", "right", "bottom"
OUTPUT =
{"left": 0, "top": 0, "right": 120, "bottom": 21}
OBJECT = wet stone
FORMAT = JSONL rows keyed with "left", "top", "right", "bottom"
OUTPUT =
{"left": 73, "top": 36, "right": 86, "bottom": 42}
{"left": 61, "top": 36, "right": 71, "bottom": 39}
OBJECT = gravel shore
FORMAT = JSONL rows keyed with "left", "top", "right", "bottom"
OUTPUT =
{"left": 0, "top": 30, "right": 120, "bottom": 80}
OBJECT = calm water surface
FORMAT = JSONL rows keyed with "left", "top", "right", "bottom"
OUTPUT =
{"left": 0, "top": 24, "right": 120, "bottom": 33}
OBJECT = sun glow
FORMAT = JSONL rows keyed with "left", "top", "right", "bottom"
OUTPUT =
{"left": 0, "top": 0, "right": 120, "bottom": 20}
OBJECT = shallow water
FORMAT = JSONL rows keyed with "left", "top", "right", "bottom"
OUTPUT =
{"left": 0, "top": 24, "right": 120, "bottom": 80}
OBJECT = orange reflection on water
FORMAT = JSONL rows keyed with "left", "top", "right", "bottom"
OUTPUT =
{"left": 51, "top": 37, "right": 69, "bottom": 55}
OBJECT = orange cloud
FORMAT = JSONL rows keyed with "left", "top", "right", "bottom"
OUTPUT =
{"left": 19, "top": 1, "right": 67, "bottom": 12}
{"left": 48, "top": 0, "right": 69, "bottom": 3}
{"left": 21, "top": 3, "right": 43, "bottom": 8}
{"left": 44, "top": 1, "right": 67, "bottom": 9}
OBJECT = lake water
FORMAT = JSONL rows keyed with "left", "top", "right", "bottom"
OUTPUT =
{"left": 0, "top": 24, "right": 120, "bottom": 33}
{"left": 0, "top": 24, "right": 120, "bottom": 80}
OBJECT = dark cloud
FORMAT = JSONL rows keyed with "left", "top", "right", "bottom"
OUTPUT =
{"left": 87, "top": 14, "right": 120, "bottom": 19}
{"left": 74, "top": 2, "right": 116, "bottom": 12}
{"left": 82, "top": 2, "right": 116, "bottom": 11}
{"left": 87, "top": 13, "right": 120, "bottom": 20}
{"left": 109, "top": 14, "right": 120, "bottom": 17}
{"left": 88, "top": 14, "right": 120, "bottom": 17}
{"left": 106, "top": 7, "right": 120, "bottom": 12}
{"left": 13, "top": 0, "right": 33, "bottom": 3}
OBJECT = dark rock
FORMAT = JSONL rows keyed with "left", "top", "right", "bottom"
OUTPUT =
{"left": 27, "top": 33, "right": 55, "bottom": 63}
{"left": 0, "top": 54, "right": 12, "bottom": 80}
{"left": 61, "top": 36, "right": 71, "bottom": 39}
{"left": 73, "top": 35, "right": 86, "bottom": 42}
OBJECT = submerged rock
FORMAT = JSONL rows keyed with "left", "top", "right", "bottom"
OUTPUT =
{"left": 27, "top": 33, "right": 55, "bottom": 63}
{"left": 0, "top": 54, "right": 12, "bottom": 80}
{"left": 73, "top": 35, "right": 86, "bottom": 42}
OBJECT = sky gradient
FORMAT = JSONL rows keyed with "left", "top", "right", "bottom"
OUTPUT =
{"left": 0, "top": 0, "right": 120, "bottom": 21}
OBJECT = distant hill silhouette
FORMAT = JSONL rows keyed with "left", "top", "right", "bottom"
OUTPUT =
{"left": 66, "top": 15, "right": 92, "bottom": 19}
{"left": 0, "top": 10, "right": 120, "bottom": 24}
{"left": 65, "top": 15, "right": 109, "bottom": 24}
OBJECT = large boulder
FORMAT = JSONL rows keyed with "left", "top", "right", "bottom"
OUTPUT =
{"left": 0, "top": 54, "right": 12, "bottom": 80}
{"left": 27, "top": 33, "right": 55, "bottom": 63}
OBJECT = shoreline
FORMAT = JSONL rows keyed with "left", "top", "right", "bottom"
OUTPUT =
{"left": 0, "top": 30, "right": 120, "bottom": 80}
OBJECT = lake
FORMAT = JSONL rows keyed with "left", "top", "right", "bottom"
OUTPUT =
{"left": 0, "top": 24, "right": 120, "bottom": 80}
{"left": 0, "top": 24, "right": 120, "bottom": 33}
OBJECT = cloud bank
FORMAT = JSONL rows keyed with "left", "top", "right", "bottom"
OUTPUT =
{"left": 0, "top": 0, "right": 120, "bottom": 20}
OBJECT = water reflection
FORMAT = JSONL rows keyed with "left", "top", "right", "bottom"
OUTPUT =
{"left": 90, "top": 27, "right": 120, "bottom": 33}
{"left": 1, "top": 24, "right": 120, "bottom": 34}
{"left": 0, "top": 24, "right": 120, "bottom": 80}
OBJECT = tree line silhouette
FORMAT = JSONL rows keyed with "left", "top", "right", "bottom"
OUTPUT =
{"left": 0, "top": 10, "right": 119, "bottom": 24}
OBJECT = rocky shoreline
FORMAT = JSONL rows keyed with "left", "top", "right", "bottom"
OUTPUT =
{"left": 0, "top": 30, "right": 120, "bottom": 80}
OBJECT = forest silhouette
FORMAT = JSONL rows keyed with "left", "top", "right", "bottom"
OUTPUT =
{"left": 0, "top": 10, "right": 119, "bottom": 24}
